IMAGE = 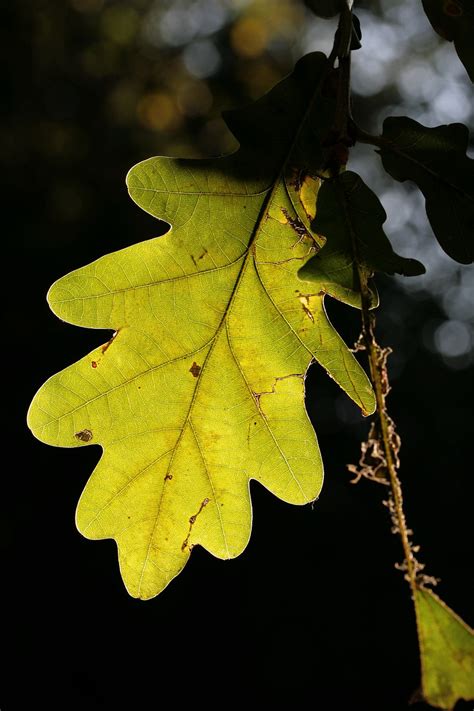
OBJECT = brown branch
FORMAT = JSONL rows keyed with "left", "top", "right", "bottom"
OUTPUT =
{"left": 322, "top": 15, "right": 438, "bottom": 593}
{"left": 346, "top": 206, "right": 437, "bottom": 591}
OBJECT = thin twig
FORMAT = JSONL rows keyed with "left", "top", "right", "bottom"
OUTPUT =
{"left": 342, "top": 184, "right": 436, "bottom": 591}
{"left": 324, "top": 7, "right": 436, "bottom": 594}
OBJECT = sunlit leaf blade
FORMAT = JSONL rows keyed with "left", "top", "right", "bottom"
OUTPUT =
{"left": 298, "top": 171, "right": 425, "bottom": 298}
{"left": 422, "top": 0, "right": 474, "bottom": 81}
{"left": 27, "top": 53, "right": 375, "bottom": 599}
{"left": 415, "top": 588, "right": 474, "bottom": 709}
{"left": 379, "top": 117, "right": 474, "bottom": 264}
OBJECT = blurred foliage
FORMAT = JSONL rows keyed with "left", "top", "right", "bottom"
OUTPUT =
{"left": 6, "top": 0, "right": 318, "bottom": 254}
{"left": 4, "top": 0, "right": 473, "bottom": 353}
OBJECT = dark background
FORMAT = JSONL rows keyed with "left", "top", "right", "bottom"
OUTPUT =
{"left": 3, "top": 1, "right": 473, "bottom": 709}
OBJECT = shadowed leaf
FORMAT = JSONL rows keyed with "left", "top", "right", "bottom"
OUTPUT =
{"left": 304, "top": 0, "right": 344, "bottom": 18}
{"left": 351, "top": 15, "right": 362, "bottom": 51}
{"left": 415, "top": 588, "right": 474, "bottom": 709}
{"left": 379, "top": 116, "right": 474, "bottom": 264}
{"left": 304, "top": 2, "right": 362, "bottom": 49}
{"left": 298, "top": 171, "right": 425, "bottom": 297}
{"left": 422, "top": 0, "right": 474, "bottom": 81}
{"left": 28, "top": 53, "right": 375, "bottom": 600}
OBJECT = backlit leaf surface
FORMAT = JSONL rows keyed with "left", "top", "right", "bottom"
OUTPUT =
{"left": 415, "top": 588, "right": 474, "bottom": 709}
{"left": 28, "top": 53, "right": 375, "bottom": 599}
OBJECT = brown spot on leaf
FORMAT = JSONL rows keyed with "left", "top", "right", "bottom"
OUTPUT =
{"left": 90, "top": 331, "right": 119, "bottom": 369}
{"left": 164, "top": 473, "right": 173, "bottom": 481}
{"left": 288, "top": 166, "right": 304, "bottom": 192}
{"left": 189, "top": 362, "right": 201, "bottom": 378}
{"left": 101, "top": 330, "right": 119, "bottom": 354}
{"left": 74, "top": 429, "right": 93, "bottom": 442}
{"left": 281, "top": 208, "right": 308, "bottom": 239}
{"left": 190, "top": 254, "right": 197, "bottom": 267}
{"left": 298, "top": 293, "right": 315, "bottom": 322}
{"left": 198, "top": 249, "right": 208, "bottom": 260}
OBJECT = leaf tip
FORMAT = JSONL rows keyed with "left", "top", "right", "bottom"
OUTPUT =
{"left": 46, "top": 277, "right": 66, "bottom": 320}
{"left": 415, "top": 588, "right": 474, "bottom": 710}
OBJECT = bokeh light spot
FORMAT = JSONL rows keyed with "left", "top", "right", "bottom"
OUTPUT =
{"left": 397, "top": 61, "right": 440, "bottom": 103}
{"left": 431, "top": 83, "right": 472, "bottom": 123}
{"left": 182, "top": 40, "right": 221, "bottom": 78}
{"left": 442, "top": 281, "right": 474, "bottom": 322}
{"left": 137, "top": 92, "right": 181, "bottom": 132}
{"left": 159, "top": 7, "right": 199, "bottom": 46}
{"left": 230, "top": 17, "right": 268, "bottom": 58}
{"left": 434, "top": 320, "right": 472, "bottom": 358}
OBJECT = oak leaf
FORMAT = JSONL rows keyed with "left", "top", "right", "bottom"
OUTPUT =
{"left": 28, "top": 54, "right": 375, "bottom": 599}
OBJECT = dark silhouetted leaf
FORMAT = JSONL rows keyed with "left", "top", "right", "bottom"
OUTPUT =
{"left": 304, "top": 0, "right": 344, "bottom": 18}
{"left": 305, "top": 3, "right": 362, "bottom": 50}
{"left": 422, "top": 0, "right": 474, "bottom": 81}
{"left": 379, "top": 116, "right": 474, "bottom": 264}
{"left": 298, "top": 171, "right": 425, "bottom": 297}
{"left": 351, "top": 14, "right": 362, "bottom": 50}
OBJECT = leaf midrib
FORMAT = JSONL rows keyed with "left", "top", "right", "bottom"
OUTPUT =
{"left": 135, "top": 65, "right": 332, "bottom": 586}
{"left": 131, "top": 185, "right": 271, "bottom": 198}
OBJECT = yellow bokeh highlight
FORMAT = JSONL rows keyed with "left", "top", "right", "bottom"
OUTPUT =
{"left": 230, "top": 17, "right": 269, "bottom": 58}
{"left": 137, "top": 92, "right": 181, "bottom": 133}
